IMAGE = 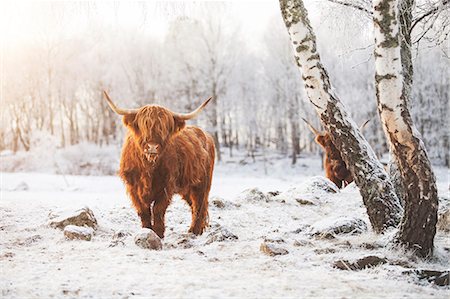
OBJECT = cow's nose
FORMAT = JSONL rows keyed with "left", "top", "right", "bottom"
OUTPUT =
{"left": 145, "top": 143, "right": 159, "bottom": 154}
{"left": 144, "top": 143, "right": 160, "bottom": 162}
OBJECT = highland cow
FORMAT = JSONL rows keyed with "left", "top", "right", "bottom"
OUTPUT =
{"left": 302, "top": 118, "right": 369, "bottom": 189}
{"left": 104, "top": 91, "right": 215, "bottom": 238}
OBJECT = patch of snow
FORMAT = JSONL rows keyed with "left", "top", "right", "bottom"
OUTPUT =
{"left": 0, "top": 154, "right": 449, "bottom": 298}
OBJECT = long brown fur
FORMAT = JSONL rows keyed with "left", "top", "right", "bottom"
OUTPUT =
{"left": 315, "top": 133, "right": 353, "bottom": 188}
{"left": 118, "top": 105, "right": 215, "bottom": 238}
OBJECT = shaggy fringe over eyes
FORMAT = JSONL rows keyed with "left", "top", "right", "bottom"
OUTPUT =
{"left": 136, "top": 106, "right": 175, "bottom": 144}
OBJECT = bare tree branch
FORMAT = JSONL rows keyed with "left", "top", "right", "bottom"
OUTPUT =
{"left": 411, "top": 0, "right": 450, "bottom": 31}
{"left": 326, "top": 0, "right": 373, "bottom": 16}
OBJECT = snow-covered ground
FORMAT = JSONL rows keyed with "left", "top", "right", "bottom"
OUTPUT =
{"left": 1, "top": 153, "right": 449, "bottom": 298}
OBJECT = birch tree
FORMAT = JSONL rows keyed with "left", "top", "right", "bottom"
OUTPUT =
{"left": 372, "top": 0, "right": 438, "bottom": 257}
{"left": 279, "top": 0, "right": 402, "bottom": 232}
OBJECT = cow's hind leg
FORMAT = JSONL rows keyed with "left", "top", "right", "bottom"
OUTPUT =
{"left": 188, "top": 187, "right": 210, "bottom": 235}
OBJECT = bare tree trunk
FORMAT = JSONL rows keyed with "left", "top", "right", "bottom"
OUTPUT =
{"left": 279, "top": 0, "right": 402, "bottom": 232}
{"left": 389, "top": 0, "right": 415, "bottom": 202}
{"left": 372, "top": 0, "right": 438, "bottom": 257}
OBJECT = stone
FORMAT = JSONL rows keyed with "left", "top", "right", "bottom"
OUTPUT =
{"left": 267, "top": 191, "right": 281, "bottom": 197}
{"left": 295, "top": 198, "right": 316, "bottom": 205}
{"left": 211, "top": 197, "right": 226, "bottom": 209}
{"left": 64, "top": 225, "right": 94, "bottom": 241}
{"left": 260, "top": 242, "right": 289, "bottom": 256}
{"left": 205, "top": 226, "right": 238, "bottom": 245}
{"left": 238, "top": 188, "right": 269, "bottom": 203}
{"left": 310, "top": 217, "right": 368, "bottom": 239}
{"left": 272, "top": 188, "right": 321, "bottom": 205}
{"left": 134, "top": 228, "right": 162, "bottom": 250}
{"left": 301, "top": 176, "right": 339, "bottom": 194}
{"left": 333, "top": 256, "right": 387, "bottom": 271}
{"left": 49, "top": 207, "right": 97, "bottom": 230}
{"left": 263, "top": 236, "right": 285, "bottom": 243}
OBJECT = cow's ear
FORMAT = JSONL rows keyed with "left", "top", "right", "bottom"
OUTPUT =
{"left": 123, "top": 113, "right": 139, "bottom": 133}
{"left": 173, "top": 116, "right": 186, "bottom": 132}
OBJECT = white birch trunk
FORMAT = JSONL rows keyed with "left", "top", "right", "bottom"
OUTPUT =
{"left": 279, "top": 0, "right": 402, "bottom": 233}
{"left": 372, "top": 0, "right": 438, "bottom": 257}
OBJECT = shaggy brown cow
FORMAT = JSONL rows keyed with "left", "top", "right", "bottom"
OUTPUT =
{"left": 104, "top": 91, "right": 215, "bottom": 238}
{"left": 302, "top": 118, "right": 370, "bottom": 189}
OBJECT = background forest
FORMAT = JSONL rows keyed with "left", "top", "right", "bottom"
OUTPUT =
{"left": 1, "top": 1, "right": 448, "bottom": 168}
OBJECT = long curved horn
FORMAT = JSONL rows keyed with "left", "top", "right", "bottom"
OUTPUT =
{"left": 301, "top": 117, "right": 320, "bottom": 135}
{"left": 359, "top": 118, "right": 371, "bottom": 132}
{"left": 103, "top": 91, "right": 139, "bottom": 115}
{"left": 173, "top": 97, "right": 213, "bottom": 121}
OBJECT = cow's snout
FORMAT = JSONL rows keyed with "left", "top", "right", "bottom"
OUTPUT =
{"left": 144, "top": 143, "right": 160, "bottom": 163}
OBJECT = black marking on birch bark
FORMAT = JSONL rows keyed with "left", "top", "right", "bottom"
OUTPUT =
{"left": 300, "top": 36, "right": 313, "bottom": 44}
{"left": 295, "top": 56, "right": 302, "bottom": 68}
{"left": 310, "top": 101, "right": 321, "bottom": 109}
{"left": 302, "top": 75, "right": 314, "bottom": 81}
{"left": 296, "top": 45, "right": 309, "bottom": 52}
{"left": 307, "top": 53, "right": 320, "bottom": 61}
{"left": 381, "top": 104, "right": 394, "bottom": 111}
{"left": 375, "top": 73, "right": 396, "bottom": 83}
{"left": 374, "top": 0, "right": 400, "bottom": 48}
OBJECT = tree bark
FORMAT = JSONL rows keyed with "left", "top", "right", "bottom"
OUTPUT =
{"left": 388, "top": 0, "right": 415, "bottom": 202}
{"left": 372, "top": 0, "right": 439, "bottom": 257}
{"left": 279, "top": 0, "right": 402, "bottom": 233}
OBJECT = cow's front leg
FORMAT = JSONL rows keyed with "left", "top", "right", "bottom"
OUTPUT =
{"left": 152, "top": 197, "right": 170, "bottom": 238}
{"left": 138, "top": 204, "right": 152, "bottom": 229}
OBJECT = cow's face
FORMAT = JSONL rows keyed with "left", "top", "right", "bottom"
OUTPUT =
{"left": 123, "top": 106, "right": 186, "bottom": 164}
{"left": 315, "top": 133, "right": 333, "bottom": 149}
{"left": 316, "top": 133, "right": 341, "bottom": 159}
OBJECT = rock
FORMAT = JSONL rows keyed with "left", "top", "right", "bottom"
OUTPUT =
{"left": 211, "top": 197, "right": 226, "bottom": 208}
{"left": 267, "top": 191, "right": 281, "bottom": 197}
{"left": 310, "top": 217, "right": 368, "bottom": 239}
{"left": 134, "top": 228, "right": 162, "bottom": 250}
{"left": 263, "top": 236, "right": 285, "bottom": 243}
{"left": 49, "top": 207, "right": 98, "bottom": 230}
{"left": 14, "top": 181, "right": 29, "bottom": 191}
{"left": 334, "top": 256, "right": 387, "bottom": 271}
{"left": 404, "top": 270, "right": 449, "bottom": 287}
{"left": 301, "top": 176, "right": 339, "bottom": 194}
{"left": 437, "top": 208, "right": 450, "bottom": 232}
{"left": 64, "top": 225, "right": 94, "bottom": 241}
{"left": 206, "top": 226, "right": 238, "bottom": 245}
{"left": 210, "top": 196, "right": 240, "bottom": 209}
{"left": 238, "top": 188, "right": 269, "bottom": 203}
{"left": 295, "top": 197, "right": 317, "bottom": 205}
{"left": 272, "top": 188, "right": 320, "bottom": 205}
{"left": 260, "top": 242, "right": 289, "bottom": 256}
